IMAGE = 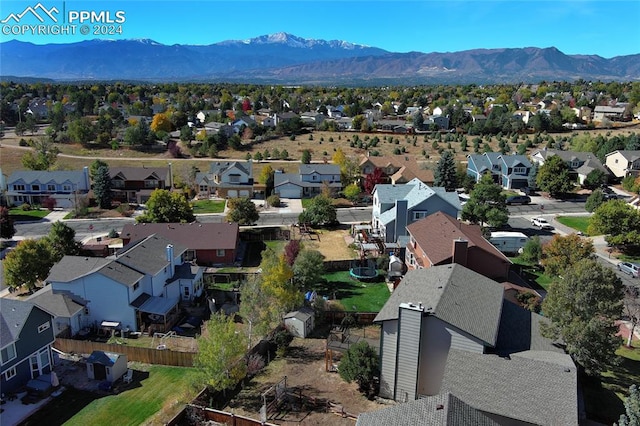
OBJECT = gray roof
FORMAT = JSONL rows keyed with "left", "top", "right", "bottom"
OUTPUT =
{"left": 115, "top": 234, "right": 187, "bottom": 276}
{"left": 299, "top": 164, "right": 340, "bottom": 176}
{"left": 208, "top": 160, "right": 252, "bottom": 176}
{"left": 274, "top": 172, "right": 341, "bottom": 189}
{"left": 109, "top": 167, "right": 170, "bottom": 182}
{"left": 500, "top": 154, "right": 531, "bottom": 168}
{"left": 535, "top": 150, "right": 608, "bottom": 173}
{"left": 26, "top": 285, "right": 84, "bottom": 317}
{"left": 356, "top": 392, "right": 499, "bottom": 426}
{"left": 46, "top": 256, "right": 112, "bottom": 283}
{"left": 440, "top": 349, "right": 578, "bottom": 425}
{"left": 8, "top": 170, "right": 85, "bottom": 185}
{"left": 284, "top": 307, "right": 314, "bottom": 322}
{"left": 98, "top": 261, "right": 145, "bottom": 287}
{"left": 375, "top": 264, "right": 504, "bottom": 347}
{"left": 0, "top": 298, "right": 39, "bottom": 344}
{"left": 167, "top": 263, "right": 201, "bottom": 283}
{"left": 606, "top": 150, "right": 640, "bottom": 161}
{"left": 467, "top": 153, "right": 501, "bottom": 173}
{"left": 372, "top": 184, "right": 414, "bottom": 204}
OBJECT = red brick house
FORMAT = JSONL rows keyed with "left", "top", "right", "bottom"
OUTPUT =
{"left": 120, "top": 222, "right": 240, "bottom": 266}
{"left": 405, "top": 212, "right": 511, "bottom": 281}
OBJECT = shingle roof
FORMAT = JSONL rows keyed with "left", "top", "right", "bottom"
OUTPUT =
{"left": 377, "top": 181, "right": 460, "bottom": 226}
{"left": 98, "top": 261, "right": 145, "bottom": 287}
{"left": 500, "top": 154, "right": 531, "bottom": 168}
{"left": 373, "top": 184, "right": 414, "bottom": 204}
{"left": 0, "top": 298, "right": 38, "bottom": 343}
{"left": 440, "top": 349, "right": 578, "bottom": 425}
{"left": 299, "top": 164, "right": 340, "bottom": 175}
{"left": 26, "top": 285, "right": 84, "bottom": 317}
{"left": 606, "top": 150, "right": 640, "bottom": 161}
{"left": 115, "top": 234, "right": 187, "bottom": 276}
{"left": 46, "top": 256, "right": 112, "bottom": 283}
{"left": 374, "top": 264, "right": 504, "bottom": 347}
{"left": 109, "top": 166, "right": 170, "bottom": 181}
{"left": 406, "top": 212, "right": 510, "bottom": 266}
{"left": 121, "top": 222, "right": 239, "bottom": 250}
{"left": 356, "top": 392, "right": 499, "bottom": 426}
{"left": 8, "top": 170, "right": 86, "bottom": 185}
{"left": 208, "top": 161, "right": 252, "bottom": 176}
{"left": 537, "top": 150, "right": 608, "bottom": 174}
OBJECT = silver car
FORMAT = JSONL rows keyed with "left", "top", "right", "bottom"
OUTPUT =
{"left": 618, "top": 262, "right": 640, "bottom": 278}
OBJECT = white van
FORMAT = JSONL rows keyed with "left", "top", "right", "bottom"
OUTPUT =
{"left": 489, "top": 231, "right": 529, "bottom": 255}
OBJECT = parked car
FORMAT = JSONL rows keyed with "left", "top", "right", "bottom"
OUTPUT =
{"left": 520, "top": 187, "right": 537, "bottom": 196}
{"left": 506, "top": 195, "right": 531, "bottom": 205}
{"left": 531, "top": 217, "right": 554, "bottom": 229}
{"left": 617, "top": 262, "right": 640, "bottom": 278}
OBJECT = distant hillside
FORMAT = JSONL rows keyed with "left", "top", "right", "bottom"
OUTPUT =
{"left": 0, "top": 33, "right": 638, "bottom": 84}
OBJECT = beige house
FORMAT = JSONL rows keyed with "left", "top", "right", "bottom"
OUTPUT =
{"left": 605, "top": 150, "right": 640, "bottom": 179}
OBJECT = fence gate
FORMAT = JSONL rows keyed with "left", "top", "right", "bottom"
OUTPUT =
{"left": 261, "top": 376, "right": 287, "bottom": 421}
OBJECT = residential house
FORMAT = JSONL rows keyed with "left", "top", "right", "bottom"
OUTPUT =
{"left": 359, "top": 155, "right": 434, "bottom": 186}
{"left": 605, "top": 150, "right": 640, "bottom": 179}
{"left": 231, "top": 116, "right": 256, "bottom": 133}
{"left": 405, "top": 212, "right": 511, "bottom": 281}
{"left": 46, "top": 234, "right": 204, "bottom": 333}
{"left": 195, "top": 160, "right": 254, "bottom": 199}
{"left": 424, "top": 115, "right": 450, "bottom": 130}
{"left": 372, "top": 264, "right": 577, "bottom": 425}
{"left": 120, "top": 222, "right": 240, "bottom": 266}
{"left": 26, "top": 286, "right": 85, "bottom": 338}
{"left": 5, "top": 168, "right": 91, "bottom": 208}
{"left": 467, "top": 153, "right": 532, "bottom": 189}
{"left": 300, "top": 111, "right": 326, "bottom": 126}
{"left": 593, "top": 105, "right": 626, "bottom": 121}
{"left": 203, "top": 121, "right": 234, "bottom": 138}
{"left": 1, "top": 298, "right": 56, "bottom": 394}
{"left": 274, "top": 164, "right": 341, "bottom": 199}
{"left": 376, "top": 119, "right": 410, "bottom": 133}
{"left": 273, "top": 112, "right": 300, "bottom": 126}
{"left": 109, "top": 166, "right": 171, "bottom": 204}
{"left": 334, "top": 117, "right": 354, "bottom": 130}
{"left": 530, "top": 149, "right": 610, "bottom": 185}
{"left": 372, "top": 179, "right": 461, "bottom": 244}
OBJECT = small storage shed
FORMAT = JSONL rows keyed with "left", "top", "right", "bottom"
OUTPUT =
{"left": 86, "top": 351, "right": 128, "bottom": 382}
{"left": 284, "top": 307, "right": 315, "bottom": 338}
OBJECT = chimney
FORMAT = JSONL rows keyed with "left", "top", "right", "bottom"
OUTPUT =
{"left": 394, "top": 199, "right": 409, "bottom": 240}
{"left": 166, "top": 244, "right": 175, "bottom": 274}
{"left": 452, "top": 238, "right": 468, "bottom": 267}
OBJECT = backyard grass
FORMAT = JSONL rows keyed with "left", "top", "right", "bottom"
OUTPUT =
{"left": 510, "top": 256, "right": 554, "bottom": 290}
{"left": 556, "top": 215, "right": 593, "bottom": 235}
{"left": 320, "top": 270, "right": 390, "bottom": 312}
{"left": 8, "top": 208, "right": 50, "bottom": 221}
{"left": 22, "top": 365, "right": 199, "bottom": 426}
{"left": 191, "top": 199, "right": 226, "bottom": 214}
{"left": 583, "top": 342, "right": 640, "bottom": 424}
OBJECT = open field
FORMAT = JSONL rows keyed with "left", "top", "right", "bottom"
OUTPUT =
{"left": 292, "top": 225, "right": 358, "bottom": 262}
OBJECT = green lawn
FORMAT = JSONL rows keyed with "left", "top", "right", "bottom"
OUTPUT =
{"left": 510, "top": 256, "right": 554, "bottom": 290}
{"left": 22, "top": 365, "right": 199, "bottom": 426}
{"left": 301, "top": 198, "right": 313, "bottom": 209}
{"left": 584, "top": 343, "right": 640, "bottom": 424}
{"left": 320, "top": 270, "right": 390, "bottom": 312}
{"left": 192, "top": 199, "right": 226, "bottom": 214}
{"left": 555, "top": 215, "right": 593, "bottom": 235}
{"left": 8, "top": 208, "right": 50, "bottom": 221}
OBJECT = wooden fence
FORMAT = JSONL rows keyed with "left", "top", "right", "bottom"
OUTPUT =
{"left": 168, "top": 404, "right": 278, "bottom": 426}
{"left": 53, "top": 338, "right": 195, "bottom": 367}
{"left": 323, "top": 311, "right": 378, "bottom": 326}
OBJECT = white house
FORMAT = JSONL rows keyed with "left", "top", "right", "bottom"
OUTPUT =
{"left": 604, "top": 150, "right": 640, "bottom": 179}
{"left": 6, "top": 168, "right": 91, "bottom": 208}
{"left": 274, "top": 164, "right": 341, "bottom": 199}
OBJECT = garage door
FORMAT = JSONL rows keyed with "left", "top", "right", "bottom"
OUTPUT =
{"left": 227, "top": 190, "right": 238, "bottom": 198}
{"left": 277, "top": 186, "right": 301, "bottom": 199}
{"left": 239, "top": 190, "right": 250, "bottom": 198}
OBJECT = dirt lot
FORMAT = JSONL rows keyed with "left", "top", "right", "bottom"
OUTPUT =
{"left": 223, "top": 329, "right": 385, "bottom": 425}
{"left": 292, "top": 225, "right": 358, "bottom": 261}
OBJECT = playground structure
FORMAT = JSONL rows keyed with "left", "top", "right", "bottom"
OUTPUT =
{"left": 349, "top": 258, "right": 378, "bottom": 280}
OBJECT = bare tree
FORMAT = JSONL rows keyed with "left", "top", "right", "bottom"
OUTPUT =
{"left": 623, "top": 286, "right": 640, "bottom": 347}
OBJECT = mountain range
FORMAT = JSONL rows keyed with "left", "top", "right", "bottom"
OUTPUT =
{"left": 1, "top": 32, "right": 638, "bottom": 84}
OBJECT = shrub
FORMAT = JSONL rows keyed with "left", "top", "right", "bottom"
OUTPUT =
{"left": 338, "top": 341, "right": 379, "bottom": 398}
{"left": 246, "top": 354, "right": 265, "bottom": 377}
{"left": 41, "top": 197, "right": 57, "bottom": 211}
{"left": 20, "top": 203, "right": 32, "bottom": 211}
{"left": 516, "top": 291, "right": 541, "bottom": 313}
{"left": 108, "top": 229, "right": 119, "bottom": 238}
{"left": 267, "top": 194, "right": 280, "bottom": 208}
{"left": 116, "top": 203, "right": 133, "bottom": 217}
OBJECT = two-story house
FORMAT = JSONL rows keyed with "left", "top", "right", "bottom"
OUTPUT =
{"left": 1, "top": 298, "right": 55, "bottom": 394}
{"left": 46, "top": 234, "right": 204, "bottom": 334}
{"left": 6, "top": 168, "right": 91, "bottom": 208}
{"left": 369, "top": 264, "right": 577, "bottom": 425}
{"left": 195, "top": 161, "right": 254, "bottom": 199}
{"left": 109, "top": 166, "right": 171, "bottom": 204}
{"left": 372, "top": 179, "right": 461, "bottom": 244}
{"left": 467, "top": 153, "right": 532, "bottom": 190}
{"left": 274, "top": 164, "right": 341, "bottom": 199}
{"left": 120, "top": 222, "right": 240, "bottom": 266}
{"left": 405, "top": 212, "right": 511, "bottom": 281}
{"left": 530, "top": 149, "right": 610, "bottom": 185}
{"left": 605, "top": 150, "right": 640, "bottom": 179}
{"left": 359, "top": 155, "right": 434, "bottom": 186}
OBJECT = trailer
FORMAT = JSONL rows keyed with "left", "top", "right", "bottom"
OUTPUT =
{"left": 489, "top": 231, "right": 529, "bottom": 255}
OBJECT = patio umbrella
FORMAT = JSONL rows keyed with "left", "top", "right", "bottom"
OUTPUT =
{"left": 50, "top": 371, "right": 59, "bottom": 387}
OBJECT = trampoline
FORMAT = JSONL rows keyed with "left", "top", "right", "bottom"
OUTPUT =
{"left": 349, "top": 258, "right": 378, "bottom": 281}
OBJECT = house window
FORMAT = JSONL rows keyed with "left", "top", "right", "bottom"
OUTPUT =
{"left": 312, "top": 175, "right": 317, "bottom": 181}
{"left": 413, "top": 211, "right": 428, "bottom": 220}
{"left": 13, "top": 184, "right": 25, "bottom": 191}
{"left": 144, "top": 180, "right": 158, "bottom": 188}
{"left": 199, "top": 185, "right": 208, "bottom": 192}
{"left": 492, "top": 164, "right": 500, "bottom": 170}
{"left": 62, "top": 184, "right": 72, "bottom": 191}
{"left": 570, "top": 161, "right": 580, "bottom": 168}
{"left": 38, "top": 321, "right": 50, "bottom": 333}
{"left": 4, "top": 367, "right": 16, "bottom": 381}
{"left": 229, "top": 174, "right": 240, "bottom": 183}
{"left": 1, "top": 343, "right": 17, "bottom": 365}
{"left": 133, "top": 282, "right": 139, "bottom": 291}
{"left": 112, "top": 180, "right": 124, "bottom": 188}
{"left": 47, "top": 184, "right": 56, "bottom": 191}
{"left": 32, "top": 184, "right": 40, "bottom": 191}
{"left": 217, "top": 249, "right": 225, "bottom": 257}
{"left": 513, "top": 167, "right": 526, "bottom": 174}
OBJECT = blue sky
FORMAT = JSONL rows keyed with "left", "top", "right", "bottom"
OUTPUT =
{"left": 1, "top": 1, "right": 639, "bottom": 58}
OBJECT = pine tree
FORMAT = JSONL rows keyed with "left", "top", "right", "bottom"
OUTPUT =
{"left": 434, "top": 150, "right": 458, "bottom": 191}
{"left": 93, "top": 165, "right": 113, "bottom": 209}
